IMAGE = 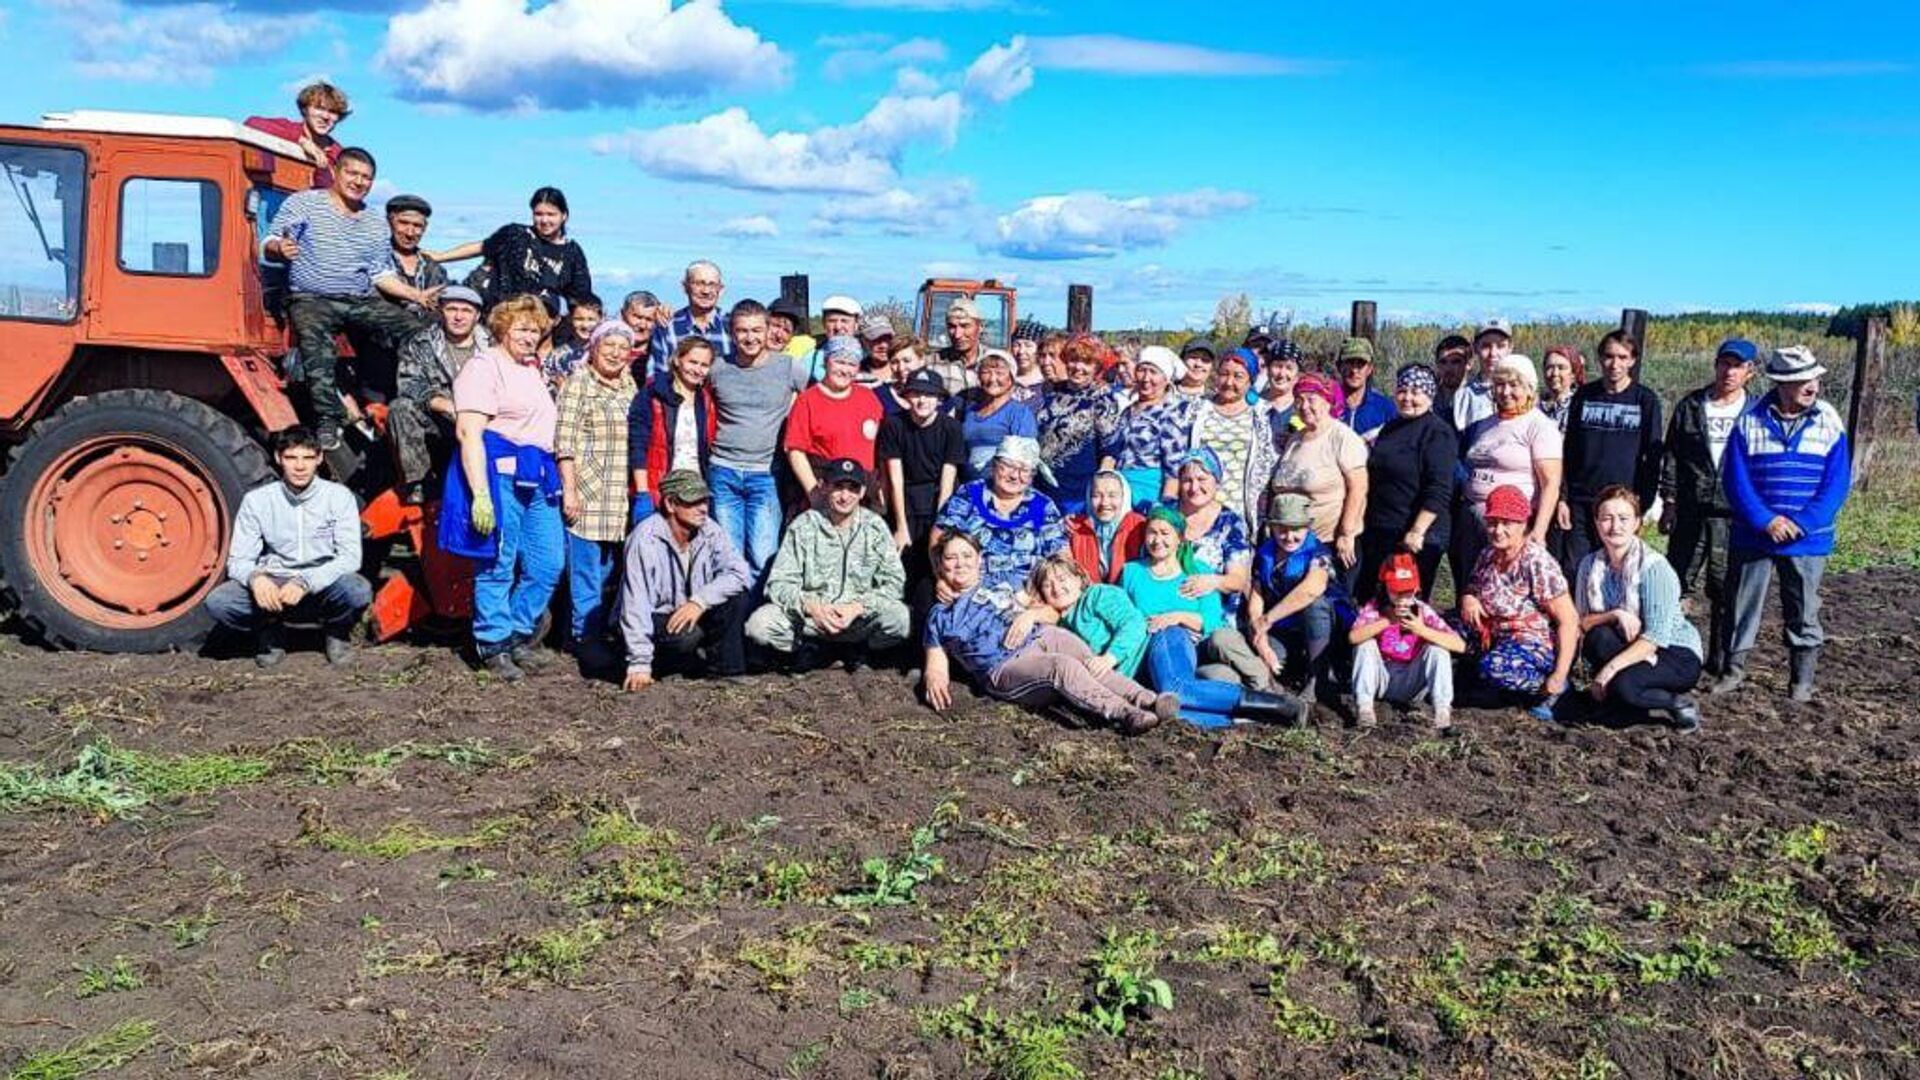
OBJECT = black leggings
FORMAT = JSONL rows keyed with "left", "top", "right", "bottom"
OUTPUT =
{"left": 1582, "top": 622, "right": 1701, "bottom": 713}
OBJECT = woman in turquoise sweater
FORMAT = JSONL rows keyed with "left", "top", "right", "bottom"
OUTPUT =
{"left": 1030, "top": 555, "right": 1149, "bottom": 677}
{"left": 1117, "top": 508, "right": 1300, "bottom": 728}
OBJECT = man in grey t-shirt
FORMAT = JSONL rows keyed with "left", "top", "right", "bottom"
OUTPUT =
{"left": 708, "top": 299, "right": 809, "bottom": 585}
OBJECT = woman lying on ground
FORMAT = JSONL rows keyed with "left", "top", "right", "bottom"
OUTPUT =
{"left": 1573, "top": 485, "right": 1705, "bottom": 733}
{"left": 922, "top": 532, "right": 1177, "bottom": 735}
{"left": 1348, "top": 552, "right": 1466, "bottom": 732}
{"left": 1117, "top": 510, "right": 1301, "bottom": 728}
{"left": 1459, "top": 483, "right": 1579, "bottom": 719}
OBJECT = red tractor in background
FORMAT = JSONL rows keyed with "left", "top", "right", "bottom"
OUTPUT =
{"left": 913, "top": 278, "right": 1018, "bottom": 351}
{"left": 0, "top": 111, "right": 466, "bottom": 653}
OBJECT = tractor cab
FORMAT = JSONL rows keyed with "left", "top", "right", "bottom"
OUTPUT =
{"left": 913, "top": 278, "right": 1017, "bottom": 352}
{"left": 0, "top": 111, "right": 469, "bottom": 654}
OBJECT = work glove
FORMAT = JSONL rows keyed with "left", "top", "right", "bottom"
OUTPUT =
{"left": 470, "top": 490, "right": 496, "bottom": 536}
{"left": 630, "top": 492, "right": 656, "bottom": 525}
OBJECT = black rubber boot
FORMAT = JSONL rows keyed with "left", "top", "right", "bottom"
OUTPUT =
{"left": 1233, "top": 688, "right": 1305, "bottom": 726}
{"left": 1710, "top": 652, "right": 1749, "bottom": 695}
{"left": 1789, "top": 648, "right": 1817, "bottom": 703}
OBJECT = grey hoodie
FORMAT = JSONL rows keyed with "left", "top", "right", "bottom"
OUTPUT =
{"left": 619, "top": 513, "right": 750, "bottom": 674}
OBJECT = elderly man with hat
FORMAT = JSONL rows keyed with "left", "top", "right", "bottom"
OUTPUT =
{"left": 620, "top": 469, "right": 750, "bottom": 690}
{"left": 800, "top": 294, "right": 865, "bottom": 383}
{"left": 378, "top": 193, "right": 447, "bottom": 315}
{"left": 927, "top": 297, "right": 985, "bottom": 396}
{"left": 1713, "top": 345, "right": 1852, "bottom": 703}
{"left": 1335, "top": 336, "right": 1396, "bottom": 438}
{"left": 1453, "top": 317, "right": 1514, "bottom": 432}
{"left": 390, "top": 283, "right": 491, "bottom": 502}
{"left": 747, "top": 458, "right": 909, "bottom": 670}
{"left": 1659, "top": 338, "right": 1760, "bottom": 674}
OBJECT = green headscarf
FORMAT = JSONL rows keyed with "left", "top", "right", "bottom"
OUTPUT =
{"left": 1141, "top": 505, "right": 1205, "bottom": 575}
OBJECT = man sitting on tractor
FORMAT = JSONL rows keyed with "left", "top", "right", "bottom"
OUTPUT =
{"left": 204, "top": 427, "right": 372, "bottom": 667}
{"left": 263, "top": 147, "right": 428, "bottom": 460}
{"left": 391, "top": 285, "right": 491, "bottom": 504}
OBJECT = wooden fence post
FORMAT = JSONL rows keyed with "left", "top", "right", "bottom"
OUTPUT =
{"left": 780, "top": 274, "right": 811, "bottom": 332}
{"left": 1350, "top": 300, "right": 1377, "bottom": 346}
{"left": 1067, "top": 285, "right": 1093, "bottom": 334}
{"left": 1620, "top": 308, "right": 1649, "bottom": 381}
{"left": 1847, "top": 316, "right": 1887, "bottom": 487}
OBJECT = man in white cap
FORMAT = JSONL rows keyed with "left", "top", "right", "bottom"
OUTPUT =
{"left": 803, "top": 294, "right": 864, "bottom": 383}
{"left": 1712, "top": 345, "right": 1852, "bottom": 703}
{"left": 1453, "top": 318, "right": 1513, "bottom": 432}
{"left": 927, "top": 297, "right": 984, "bottom": 396}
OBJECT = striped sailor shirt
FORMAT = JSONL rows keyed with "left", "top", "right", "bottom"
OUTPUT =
{"left": 264, "top": 190, "right": 397, "bottom": 298}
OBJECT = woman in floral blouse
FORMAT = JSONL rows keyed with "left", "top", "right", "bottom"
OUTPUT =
{"left": 1035, "top": 333, "right": 1121, "bottom": 515}
{"left": 1460, "top": 483, "right": 1579, "bottom": 719}
{"left": 1104, "top": 345, "right": 1195, "bottom": 505}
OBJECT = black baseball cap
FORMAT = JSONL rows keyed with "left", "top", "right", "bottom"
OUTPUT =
{"left": 823, "top": 458, "right": 869, "bottom": 488}
{"left": 901, "top": 368, "right": 949, "bottom": 399}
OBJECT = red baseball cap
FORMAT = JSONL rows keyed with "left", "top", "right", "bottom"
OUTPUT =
{"left": 1380, "top": 552, "right": 1421, "bottom": 596}
{"left": 1484, "top": 484, "right": 1532, "bottom": 524}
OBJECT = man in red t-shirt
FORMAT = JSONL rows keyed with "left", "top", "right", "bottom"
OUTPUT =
{"left": 785, "top": 335, "right": 882, "bottom": 502}
{"left": 245, "top": 81, "right": 351, "bottom": 189}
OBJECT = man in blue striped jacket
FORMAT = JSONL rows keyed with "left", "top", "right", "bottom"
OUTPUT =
{"left": 1712, "top": 346, "right": 1852, "bottom": 702}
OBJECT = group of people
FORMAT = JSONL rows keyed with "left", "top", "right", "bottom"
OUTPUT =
{"left": 207, "top": 82, "right": 1855, "bottom": 738}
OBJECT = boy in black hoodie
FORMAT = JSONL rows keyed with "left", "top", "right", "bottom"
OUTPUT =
{"left": 1557, "top": 329, "right": 1663, "bottom": 572}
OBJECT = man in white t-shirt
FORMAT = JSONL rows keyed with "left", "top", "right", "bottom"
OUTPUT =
{"left": 1658, "top": 338, "right": 1759, "bottom": 674}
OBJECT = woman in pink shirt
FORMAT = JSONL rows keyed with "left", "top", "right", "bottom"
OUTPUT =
{"left": 453, "top": 294, "right": 565, "bottom": 682}
{"left": 1454, "top": 354, "right": 1562, "bottom": 579}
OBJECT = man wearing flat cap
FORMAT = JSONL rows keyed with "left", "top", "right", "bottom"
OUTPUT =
{"left": 747, "top": 458, "right": 909, "bottom": 670}
{"left": 1713, "top": 346, "right": 1852, "bottom": 703}
{"left": 620, "top": 470, "right": 751, "bottom": 691}
{"left": 379, "top": 194, "right": 447, "bottom": 314}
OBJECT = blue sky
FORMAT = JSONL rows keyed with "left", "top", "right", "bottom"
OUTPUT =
{"left": 3, "top": 0, "right": 1916, "bottom": 329}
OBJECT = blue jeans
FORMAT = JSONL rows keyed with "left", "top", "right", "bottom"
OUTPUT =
{"left": 708, "top": 463, "right": 782, "bottom": 587}
{"left": 1264, "top": 596, "right": 1335, "bottom": 684}
{"left": 473, "top": 483, "right": 565, "bottom": 654}
{"left": 1144, "top": 627, "right": 1243, "bottom": 729}
{"left": 566, "top": 532, "right": 622, "bottom": 644}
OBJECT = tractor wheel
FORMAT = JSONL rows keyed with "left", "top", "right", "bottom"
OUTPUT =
{"left": 0, "top": 390, "right": 272, "bottom": 653}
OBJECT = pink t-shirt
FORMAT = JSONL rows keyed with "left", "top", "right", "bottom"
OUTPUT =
{"left": 1463, "top": 410, "right": 1562, "bottom": 513}
{"left": 1353, "top": 599, "right": 1452, "bottom": 663}
{"left": 453, "top": 346, "right": 558, "bottom": 453}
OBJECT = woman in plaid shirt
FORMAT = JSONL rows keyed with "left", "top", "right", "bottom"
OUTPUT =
{"left": 556, "top": 320, "right": 641, "bottom": 667}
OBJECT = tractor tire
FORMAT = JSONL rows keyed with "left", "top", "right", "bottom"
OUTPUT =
{"left": 0, "top": 390, "right": 272, "bottom": 653}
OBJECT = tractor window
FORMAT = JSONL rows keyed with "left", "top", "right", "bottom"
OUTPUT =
{"left": 0, "top": 142, "right": 85, "bottom": 323}
{"left": 973, "top": 293, "right": 1010, "bottom": 350}
{"left": 118, "top": 178, "right": 220, "bottom": 277}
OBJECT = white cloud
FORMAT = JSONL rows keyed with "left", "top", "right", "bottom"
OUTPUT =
{"left": 1695, "top": 60, "right": 1910, "bottom": 78}
{"left": 717, "top": 214, "right": 780, "bottom": 238}
{"left": 963, "top": 36, "right": 1035, "bottom": 105}
{"left": 598, "top": 38, "right": 1029, "bottom": 195}
{"left": 1784, "top": 301, "right": 1842, "bottom": 315}
{"left": 1028, "top": 34, "right": 1331, "bottom": 76}
{"left": 52, "top": 0, "right": 318, "bottom": 83}
{"left": 814, "top": 179, "right": 975, "bottom": 235}
{"left": 822, "top": 35, "right": 947, "bottom": 81}
{"left": 987, "top": 189, "right": 1256, "bottom": 260}
{"left": 893, "top": 67, "right": 941, "bottom": 94}
{"left": 379, "top": 0, "right": 788, "bottom": 111}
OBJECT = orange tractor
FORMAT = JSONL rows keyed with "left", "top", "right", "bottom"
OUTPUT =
{"left": 0, "top": 111, "right": 467, "bottom": 653}
{"left": 913, "top": 278, "right": 1018, "bottom": 350}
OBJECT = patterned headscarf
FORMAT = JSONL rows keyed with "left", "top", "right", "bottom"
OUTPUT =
{"left": 1175, "top": 446, "right": 1224, "bottom": 483}
{"left": 1395, "top": 363, "right": 1439, "bottom": 399}
{"left": 584, "top": 318, "right": 637, "bottom": 364}
{"left": 1265, "top": 338, "right": 1304, "bottom": 365}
